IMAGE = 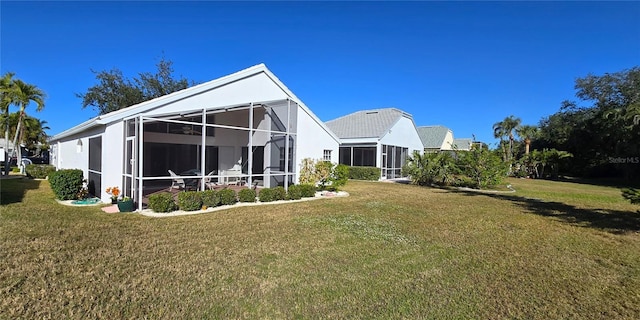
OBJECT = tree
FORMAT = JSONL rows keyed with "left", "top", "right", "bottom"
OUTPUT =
{"left": 515, "top": 125, "right": 539, "bottom": 155}
{"left": 1, "top": 73, "right": 16, "bottom": 172}
{"left": 457, "top": 145, "right": 508, "bottom": 189}
{"left": 9, "top": 79, "right": 46, "bottom": 162}
{"left": 78, "top": 57, "right": 194, "bottom": 115}
{"left": 537, "top": 67, "right": 639, "bottom": 179}
{"left": 22, "top": 117, "right": 50, "bottom": 153}
{"left": 493, "top": 115, "right": 522, "bottom": 163}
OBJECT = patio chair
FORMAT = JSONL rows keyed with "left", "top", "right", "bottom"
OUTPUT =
{"left": 204, "top": 170, "right": 218, "bottom": 190}
{"left": 168, "top": 170, "right": 186, "bottom": 191}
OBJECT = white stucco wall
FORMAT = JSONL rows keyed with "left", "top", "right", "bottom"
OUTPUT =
{"left": 100, "top": 121, "right": 124, "bottom": 202}
{"left": 295, "top": 107, "right": 339, "bottom": 182}
{"left": 54, "top": 126, "right": 106, "bottom": 172}
{"left": 143, "top": 73, "right": 288, "bottom": 117}
{"left": 379, "top": 117, "right": 424, "bottom": 155}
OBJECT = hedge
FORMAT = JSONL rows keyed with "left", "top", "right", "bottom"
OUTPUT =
{"left": 149, "top": 192, "right": 176, "bottom": 213}
{"left": 177, "top": 191, "right": 202, "bottom": 211}
{"left": 238, "top": 188, "right": 257, "bottom": 203}
{"left": 49, "top": 169, "right": 84, "bottom": 200}
{"left": 286, "top": 185, "right": 303, "bottom": 200}
{"left": 218, "top": 188, "right": 237, "bottom": 206}
{"left": 25, "top": 164, "right": 56, "bottom": 179}
{"left": 258, "top": 188, "right": 278, "bottom": 202}
{"left": 201, "top": 189, "right": 219, "bottom": 207}
{"left": 299, "top": 184, "right": 317, "bottom": 198}
{"left": 348, "top": 166, "right": 380, "bottom": 180}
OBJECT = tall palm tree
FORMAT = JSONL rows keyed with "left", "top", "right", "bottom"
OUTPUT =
{"left": 1, "top": 73, "right": 16, "bottom": 164}
{"left": 493, "top": 122, "right": 509, "bottom": 161}
{"left": 516, "top": 125, "right": 539, "bottom": 155}
{"left": 493, "top": 115, "right": 521, "bottom": 162}
{"left": 10, "top": 79, "right": 46, "bottom": 162}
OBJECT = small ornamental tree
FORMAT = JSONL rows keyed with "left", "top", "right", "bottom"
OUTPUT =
{"left": 298, "top": 158, "right": 348, "bottom": 191}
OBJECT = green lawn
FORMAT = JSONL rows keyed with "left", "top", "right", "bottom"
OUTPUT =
{"left": 1, "top": 178, "right": 639, "bottom": 319}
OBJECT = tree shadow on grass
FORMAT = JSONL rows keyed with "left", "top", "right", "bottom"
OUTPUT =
{"left": 452, "top": 189, "right": 640, "bottom": 235}
{"left": 0, "top": 178, "right": 42, "bottom": 205}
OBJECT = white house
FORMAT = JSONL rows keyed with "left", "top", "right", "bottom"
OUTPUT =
{"left": 325, "top": 108, "right": 424, "bottom": 179}
{"left": 49, "top": 64, "right": 340, "bottom": 210}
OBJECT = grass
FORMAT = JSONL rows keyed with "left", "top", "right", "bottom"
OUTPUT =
{"left": 1, "top": 177, "right": 639, "bottom": 318}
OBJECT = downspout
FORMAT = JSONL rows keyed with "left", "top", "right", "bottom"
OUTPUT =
{"left": 137, "top": 116, "right": 144, "bottom": 212}
{"left": 248, "top": 102, "right": 253, "bottom": 187}
{"left": 284, "top": 99, "right": 290, "bottom": 192}
{"left": 200, "top": 108, "right": 206, "bottom": 190}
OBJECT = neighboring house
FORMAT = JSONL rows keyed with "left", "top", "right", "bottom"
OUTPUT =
{"left": 50, "top": 64, "right": 340, "bottom": 210}
{"left": 325, "top": 108, "right": 424, "bottom": 179}
{"left": 452, "top": 138, "right": 473, "bottom": 151}
{"left": 417, "top": 125, "right": 454, "bottom": 152}
{"left": 0, "top": 138, "right": 16, "bottom": 156}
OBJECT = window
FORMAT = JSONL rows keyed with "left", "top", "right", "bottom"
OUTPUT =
{"left": 323, "top": 149, "right": 332, "bottom": 161}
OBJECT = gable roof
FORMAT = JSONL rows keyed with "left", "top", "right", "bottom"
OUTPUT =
{"left": 453, "top": 138, "right": 473, "bottom": 150}
{"left": 417, "top": 125, "right": 452, "bottom": 149}
{"left": 325, "top": 108, "right": 413, "bottom": 140}
{"left": 51, "top": 64, "right": 339, "bottom": 142}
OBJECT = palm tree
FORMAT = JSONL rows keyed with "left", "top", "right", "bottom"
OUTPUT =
{"left": 1, "top": 73, "right": 16, "bottom": 165}
{"left": 493, "top": 123, "right": 508, "bottom": 161}
{"left": 22, "top": 117, "right": 49, "bottom": 153}
{"left": 516, "top": 125, "right": 539, "bottom": 155}
{"left": 10, "top": 79, "right": 46, "bottom": 162}
{"left": 493, "top": 115, "right": 522, "bottom": 162}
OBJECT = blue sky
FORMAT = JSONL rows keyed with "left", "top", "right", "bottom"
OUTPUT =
{"left": 2, "top": 1, "right": 639, "bottom": 145}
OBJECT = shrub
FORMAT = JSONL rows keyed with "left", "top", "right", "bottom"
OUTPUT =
{"left": 201, "top": 189, "right": 219, "bottom": 207}
{"left": 331, "top": 164, "right": 349, "bottom": 190}
{"left": 403, "top": 151, "right": 458, "bottom": 186}
{"left": 299, "top": 184, "right": 317, "bottom": 198}
{"left": 622, "top": 188, "right": 640, "bottom": 204}
{"left": 457, "top": 147, "right": 508, "bottom": 189}
{"left": 148, "top": 192, "right": 176, "bottom": 213}
{"left": 348, "top": 166, "right": 380, "bottom": 180}
{"left": 287, "top": 185, "right": 303, "bottom": 200}
{"left": 452, "top": 176, "right": 476, "bottom": 188}
{"left": 218, "top": 188, "right": 237, "bottom": 205}
{"left": 238, "top": 188, "right": 257, "bottom": 203}
{"left": 25, "top": 164, "right": 56, "bottom": 179}
{"left": 258, "top": 188, "right": 277, "bottom": 202}
{"left": 274, "top": 186, "right": 287, "bottom": 200}
{"left": 177, "top": 191, "right": 202, "bottom": 211}
{"left": 49, "top": 169, "right": 84, "bottom": 200}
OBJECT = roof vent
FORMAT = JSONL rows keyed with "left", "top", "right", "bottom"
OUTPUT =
{"left": 365, "top": 111, "right": 378, "bottom": 115}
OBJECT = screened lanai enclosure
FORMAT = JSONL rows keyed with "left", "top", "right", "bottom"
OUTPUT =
{"left": 118, "top": 99, "right": 298, "bottom": 208}
{"left": 338, "top": 144, "right": 408, "bottom": 180}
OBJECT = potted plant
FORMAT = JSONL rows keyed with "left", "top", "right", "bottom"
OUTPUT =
{"left": 106, "top": 186, "right": 120, "bottom": 204}
{"left": 117, "top": 196, "right": 134, "bottom": 212}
